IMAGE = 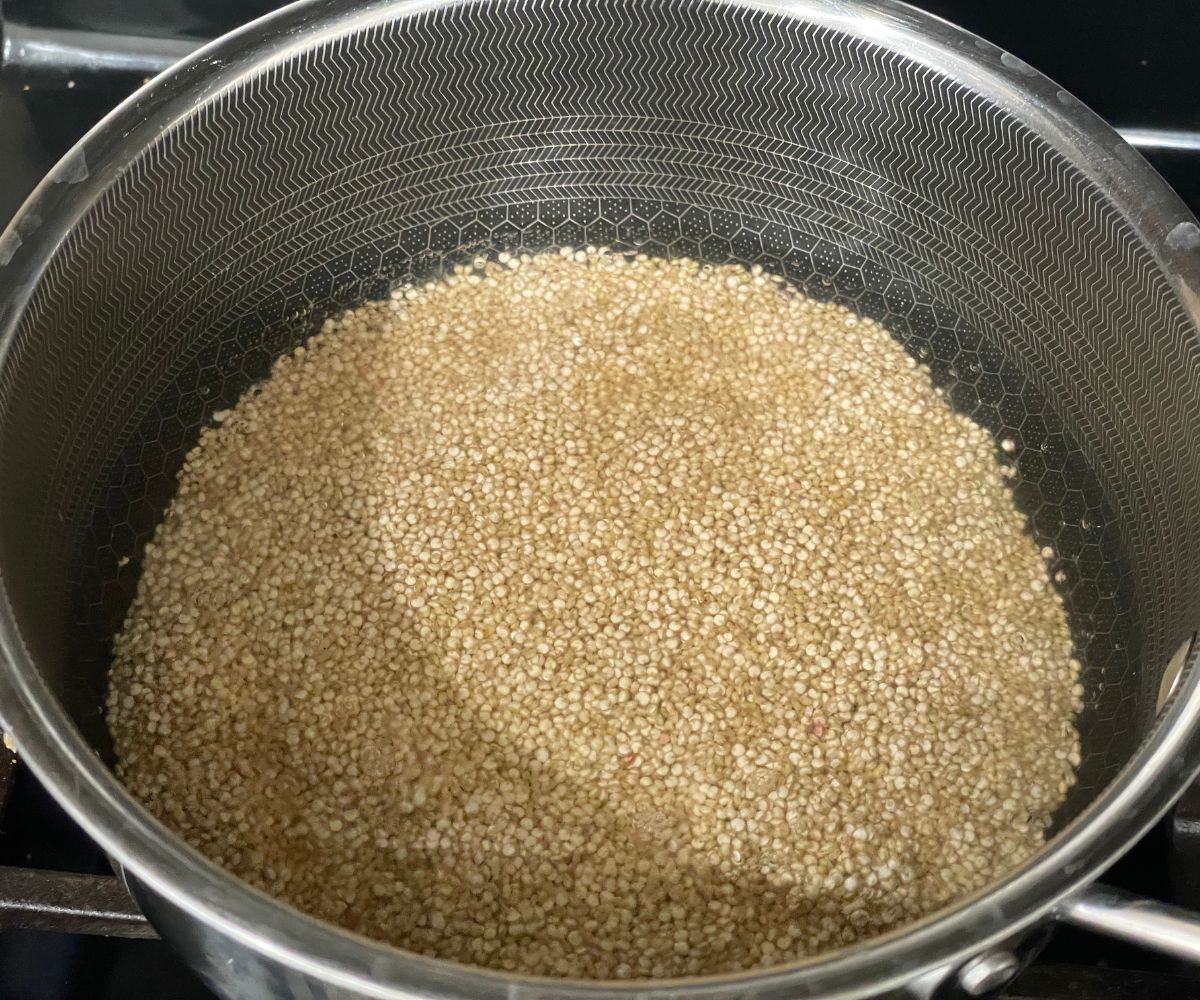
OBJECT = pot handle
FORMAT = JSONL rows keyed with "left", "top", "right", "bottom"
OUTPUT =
{"left": 1059, "top": 884, "right": 1200, "bottom": 962}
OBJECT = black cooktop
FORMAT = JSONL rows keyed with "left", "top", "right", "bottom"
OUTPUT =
{"left": 0, "top": 1, "right": 1198, "bottom": 998}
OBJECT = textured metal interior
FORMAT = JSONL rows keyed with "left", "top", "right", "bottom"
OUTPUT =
{"left": 0, "top": 0, "right": 1198, "bottom": 836}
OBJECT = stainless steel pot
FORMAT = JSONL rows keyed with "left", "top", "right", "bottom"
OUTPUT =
{"left": 2, "top": 0, "right": 1200, "bottom": 997}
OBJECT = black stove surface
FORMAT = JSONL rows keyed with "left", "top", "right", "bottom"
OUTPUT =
{"left": 0, "top": 2, "right": 1198, "bottom": 998}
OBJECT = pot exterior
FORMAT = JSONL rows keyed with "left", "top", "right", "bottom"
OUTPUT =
{"left": 129, "top": 874, "right": 344, "bottom": 1000}
{"left": 129, "top": 868, "right": 1038, "bottom": 1000}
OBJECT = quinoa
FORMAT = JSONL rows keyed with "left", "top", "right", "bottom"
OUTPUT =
{"left": 107, "top": 248, "right": 1082, "bottom": 978}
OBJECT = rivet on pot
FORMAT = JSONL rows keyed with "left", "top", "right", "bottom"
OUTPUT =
{"left": 1158, "top": 633, "right": 1198, "bottom": 713}
{"left": 957, "top": 950, "right": 1020, "bottom": 996}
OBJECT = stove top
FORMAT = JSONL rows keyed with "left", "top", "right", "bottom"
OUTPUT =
{"left": 1, "top": 1, "right": 1198, "bottom": 997}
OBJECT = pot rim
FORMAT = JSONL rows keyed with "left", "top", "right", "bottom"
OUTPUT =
{"left": 2, "top": 0, "right": 1200, "bottom": 996}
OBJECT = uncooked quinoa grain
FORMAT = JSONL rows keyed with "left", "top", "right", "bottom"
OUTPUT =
{"left": 108, "top": 249, "right": 1082, "bottom": 978}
